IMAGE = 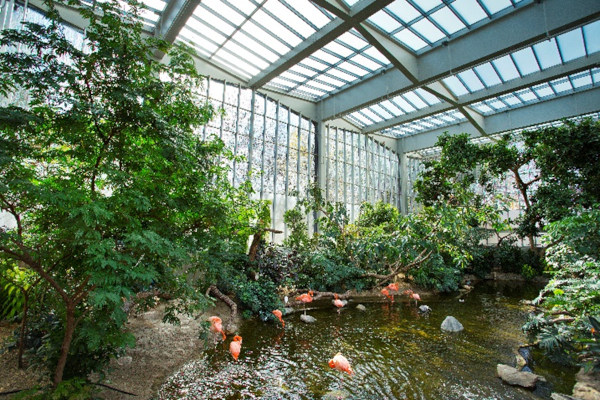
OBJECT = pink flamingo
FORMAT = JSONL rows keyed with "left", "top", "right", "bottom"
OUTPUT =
{"left": 296, "top": 290, "right": 314, "bottom": 315}
{"left": 381, "top": 288, "right": 393, "bottom": 302}
{"left": 332, "top": 294, "right": 345, "bottom": 313}
{"left": 329, "top": 353, "right": 354, "bottom": 376}
{"left": 208, "top": 316, "right": 226, "bottom": 341}
{"left": 404, "top": 289, "right": 421, "bottom": 306}
{"left": 272, "top": 309, "right": 285, "bottom": 328}
{"left": 229, "top": 335, "right": 242, "bottom": 361}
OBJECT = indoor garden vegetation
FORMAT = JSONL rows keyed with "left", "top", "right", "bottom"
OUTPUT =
{"left": 0, "top": 0, "right": 599, "bottom": 398}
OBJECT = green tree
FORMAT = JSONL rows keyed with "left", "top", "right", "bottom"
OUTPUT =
{"left": 0, "top": 0, "right": 258, "bottom": 386}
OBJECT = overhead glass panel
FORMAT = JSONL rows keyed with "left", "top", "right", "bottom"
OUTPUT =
{"left": 380, "top": 100, "right": 405, "bottom": 115}
{"left": 388, "top": 0, "right": 421, "bottom": 23}
{"left": 412, "top": 18, "right": 446, "bottom": 42}
{"left": 492, "top": 55, "right": 520, "bottom": 81}
{"left": 430, "top": 7, "right": 466, "bottom": 34}
{"left": 443, "top": 76, "right": 469, "bottom": 96}
{"left": 532, "top": 83, "right": 554, "bottom": 98}
{"left": 551, "top": 77, "right": 573, "bottom": 93}
{"left": 557, "top": 28, "right": 586, "bottom": 62}
{"left": 583, "top": 20, "right": 600, "bottom": 54}
{"left": 571, "top": 70, "right": 593, "bottom": 88}
{"left": 412, "top": 0, "right": 442, "bottom": 13}
{"left": 415, "top": 88, "right": 441, "bottom": 105}
{"left": 515, "top": 88, "right": 537, "bottom": 102}
{"left": 512, "top": 47, "right": 540, "bottom": 76}
{"left": 533, "top": 39, "right": 562, "bottom": 70}
{"left": 450, "top": 0, "right": 487, "bottom": 25}
{"left": 369, "top": 10, "right": 401, "bottom": 33}
{"left": 458, "top": 69, "right": 485, "bottom": 92}
{"left": 394, "top": 29, "right": 428, "bottom": 51}
{"left": 479, "top": 0, "right": 511, "bottom": 14}
{"left": 474, "top": 63, "right": 502, "bottom": 87}
{"left": 403, "top": 91, "right": 428, "bottom": 109}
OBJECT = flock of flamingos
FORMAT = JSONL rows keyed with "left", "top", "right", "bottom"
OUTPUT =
{"left": 208, "top": 283, "right": 421, "bottom": 378}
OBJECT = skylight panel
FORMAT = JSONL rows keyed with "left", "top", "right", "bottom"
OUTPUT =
{"left": 420, "top": 121, "right": 434, "bottom": 129}
{"left": 412, "top": 0, "right": 442, "bottom": 13}
{"left": 415, "top": 88, "right": 441, "bottom": 105}
{"left": 500, "top": 94, "right": 522, "bottom": 106}
{"left": 231, "top": 30, "right": 279, "bottom": 63}
{"left": 361, "top": 108, "right": 384, "bottom": 123}
{"left": 363, "top": 46, "right": 391, "bottom": 65}
{"left": 338, "top": 61, "right": 370, "bottom": 77}
{"left": 305, "top": 79, "right": 336, "bottom": 92}
{"left": 220, "top": 42, "right": 269, "bottom": 69}
{"left": 279, "top": 71, "right": 305, "bottom": 83}
{"left": 213, "top": 53, "right": 257, "bottom": 78}
{"left": 515, "top": 88, "right": 537, "bottom": 102}
{"left": 243, "top": 22, "right": 290, "bottom": 55}
{"left": 571, "top": 71, "right": 593, "bottom": 88}
{"left": 202, "top": 0, "right": 245, "bottom": 26}
{"left": 512, "top": 47, "right": 540, "bottom": 76}
{"left": 264, "top": 0, "right": 315, "bottom": 39}
{"left": 387, "top": 0, "right": 421, "bottom": 23}
{"left": 532, "top": 83, "right": 554, "bottom": 98}
{"left": 338, "top": 30, "right": 369, "bottom": 50}
{"left": 179, "top": 28, "right": 220, "bottom": 54}
{"left": 557, "top": 28, "right": 586, "bottom": 62}
{"left": 380, "top": 100, "right": 405, "bottom": 115}
{"left": 286, "top": 0, "right": 332, "bottom": 29}
{"left": 403, "top": 91, "right": 428, "bottom": 109}
{"left": 269, "top": 77, "right": 295, "bottom": 90}
{"left": 370, "top": 104, "right": 394, "bottom": 119}
{"left": 327, "top": 68, "right": 357, "bottom": 82}
{"left": 141, "top": 0, "right": 166, "bottom": 12}
{"left": 412, "top": 18, "right": 446, "bottom": 43}
{"left": 458, "top": 69, "right": 485, "bottom": 92}
{"left": 533, "top": 39, "right": 561, "bottom": 70}
{"left": 472, "top": 102, "right": 493, "bottom": 114}
{"left": 394, "top": 29, "right": 428, "bottom": 51}
{"left": 324, "top": 41, "right": 354, "bottom": 58}
{"left": 349, "top": 111, "right": 374, "bottom": 126}
{"left": 488, "top": 99, "right": 507, "bottom": 110}
{"left": 442, "top": 76, "right": 469, "bottom": 96}
{"left": 230, "top": 0, "right": 256, "bottom": 16}
{"left": 254, "top": 10, "right": 302, "bottom": 47}
{"left": 369, "top": 10, "right": 400, "bottom": 33}
{"left": 295, "top": 85, "right": 326, "bottom": 98}
{"left": 451, "top": 0, "right": 487, "bottom": 25}
{"left": 289, "top": 64, "right": 318, "bottom": 78}
{"left": 440, "top": 113, "right": 456, "bottom": 122}
{"left": 479, "top": 0, "right": 511, "bottom": 14}
{"left": 301, "top": 58, "right": 329, "bottom": 72}
{"left": 316, "top": 74, "right": 346, "bottom": 87}
{"left": 430, "top": 7, "right": 466, "bottom": 35}
{"left": 593, "top": 68, "right": 600, "bottom": 84}
{"left": 313, "top": 49, "right": 341, "bottom": 65}
{"left": 189, "top": 13, "right": 231, "bottom": 40}
{"left": 392, "top": 96, "right": 417, "bottom": 112}
{"left": 350, "top": 54, "right": 383, "bottom": 71}
{"left": 583, "top": 21, "right": 600, "bottom": 54}
{"left": 550, "top": 77, "right": 573, "bottom": 93}
{"left": 492, "top": 55, "right": 520, "bottom": 81}
{"left": 474, "top": 63, "right": 502, "bottom": 87}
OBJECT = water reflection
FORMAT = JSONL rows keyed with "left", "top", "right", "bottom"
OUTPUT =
{"left": 158, "top": 282, "right": 576, "bottom": 400}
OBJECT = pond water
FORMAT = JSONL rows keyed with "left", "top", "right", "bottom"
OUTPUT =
{"left": 158, "top": 282, "right": 577, "bottom": 400}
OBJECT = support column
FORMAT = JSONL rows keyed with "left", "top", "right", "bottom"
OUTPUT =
{"left": 398, "top": 139, "right": 409, "bottom": 215}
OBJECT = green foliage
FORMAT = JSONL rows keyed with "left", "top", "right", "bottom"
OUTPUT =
{"left": 524, "top": 208, "right": 600, "bottom": 371}
{"left": 0, "top": 0, "right": 261, "bottom": 383}
{"left": 13, "top": 378, "right": 96, "bottom": 400}
{"left": 468, "top": 242, "right": 545, "bottom": 277}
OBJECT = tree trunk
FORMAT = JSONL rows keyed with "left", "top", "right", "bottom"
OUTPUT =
{"left": 53, "top": 303, "right": 76, "bottom": 386}
{"left": 17, "top": 291, "right": 29, "bottom": 369}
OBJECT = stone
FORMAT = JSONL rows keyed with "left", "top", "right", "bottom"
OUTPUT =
{"left": 497, "top": 364, "right": 542, "bottom": 389}
{"left": 516, "top": 353, "right": 528, "bottom": 369}
{"left": 356, "top": 304, "right": 367, "bottom": 311}
{"left": 117, "top": 355, "right": 132, "bottom": 366}
{"left": 551, "top": 394, "right": 583, "bottom": 400}
{"left": 300, "top": 314, "right": 317, "bottom": 324}
{"left": 323, "top": 389, "right": 350, "bottom": 399}
{"left": 418, "top": 305, "right": 432, "bottom": 314}
{"left": 573, "top": 369, "right": 600, "bottom": 400}
{"left": 283, "top": 307, "right": 294, "bottom": 315}
{"left": 441, "top": 316, "right": 464, "bottom": 332}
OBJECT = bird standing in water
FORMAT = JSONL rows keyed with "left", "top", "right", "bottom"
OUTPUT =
{"left": 272, "top": 309, "right": 285, "bottom": 328}
{"left": 230, "top": 335, "right": 242, "bottom": 361}
{"left": 296, "top": 290, "right": 314, "bottom": 315}
{"left": 328, "top": 353, "right": 354, "bottom": 376}
{"left": 381, "top": 288, "right": 393, "bottom": 302}
{"left": 332, "top": 294, "right": 345, "bottom": 313}
{"left": 404, "top": 289, "right": 421, "bottom": 306}
{"left": 208, "top": 316, "right": 226, "bottom": 341}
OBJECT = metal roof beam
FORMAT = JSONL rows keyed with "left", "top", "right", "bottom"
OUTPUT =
{"left": 399, "top": 86, "right": 600, "bottom": 153}
{"left": 319, "top": 0, "right": 600, "bottom": 120}
{"left": 362, "top": 52, "right": 600, "bottom": 133}
{"left": 153, "top": 0, "right": 199, "bottom": 59}
{"left": 247, "top": 0, "right": 392, "bottom": 88}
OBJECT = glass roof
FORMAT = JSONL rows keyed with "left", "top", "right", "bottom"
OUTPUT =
{"left": 344, "top": 19, "right": 600, "bottom": 138}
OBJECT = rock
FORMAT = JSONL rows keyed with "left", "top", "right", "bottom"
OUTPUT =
{"left": 516, "top": 353, "right": 528, "bottom": 369}
{"left": 418, "top": 305, "right": 432, "bottom": 314}
{"left": 551, "top": 394, "right": 582, "bottom": 400}
{"left": 323, "top": 389, "right": 350, "bottom": 399}
{"left": 521, "top": 365, "right": 533, "bottom": 373}
{"left": 283, "top": 307, "right": 294, "bottom": 315}
{"left": 573, "top": 369, "right": 600, "bottom": 400}
{"left": 117, "top": 355, "right": 132, "bottom": 366}
{"left": 300, "top": 314, "right": 317, "bottom": 324}
{"left": 497, "top": 364, "right": 542, "bottom": 389}
{"left": 356, "top": 304, "right": 366, "bottom": 311}
{"left": 441, "top": 316, "right": 464, "bottom": 332}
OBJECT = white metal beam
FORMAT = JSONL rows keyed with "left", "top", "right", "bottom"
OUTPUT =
{"left": 153, "top": 0, "right": 199, "bottom": 59}
{"left": 399, "top": 86, "right": 600, "bottom": 153}
{"left": 319, "top": 0, "right": 600, "bottom": 120}
{"left": 247, "top": 0, "right": 392, "bottom": 88}
{"left": 362, "top": 51, "right": 600, "bottom": 134}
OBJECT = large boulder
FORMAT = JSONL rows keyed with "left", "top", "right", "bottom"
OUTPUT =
{"left": 300, "top": 314, "right": 317, "bottom": 324}
{"left": 356, "top": 304, "right": 367, "bottom": 311}
{"left": 551, "top": 394, "right": 583, "bottom": 400}
{"left": 497, "top": 364, "right": 542, "bottom": 389}
{"left": 573, "top": 369, "right": 600, "bottom": 400}
{"left": 441, "top": 316, "right": 464, "bottom": 332}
